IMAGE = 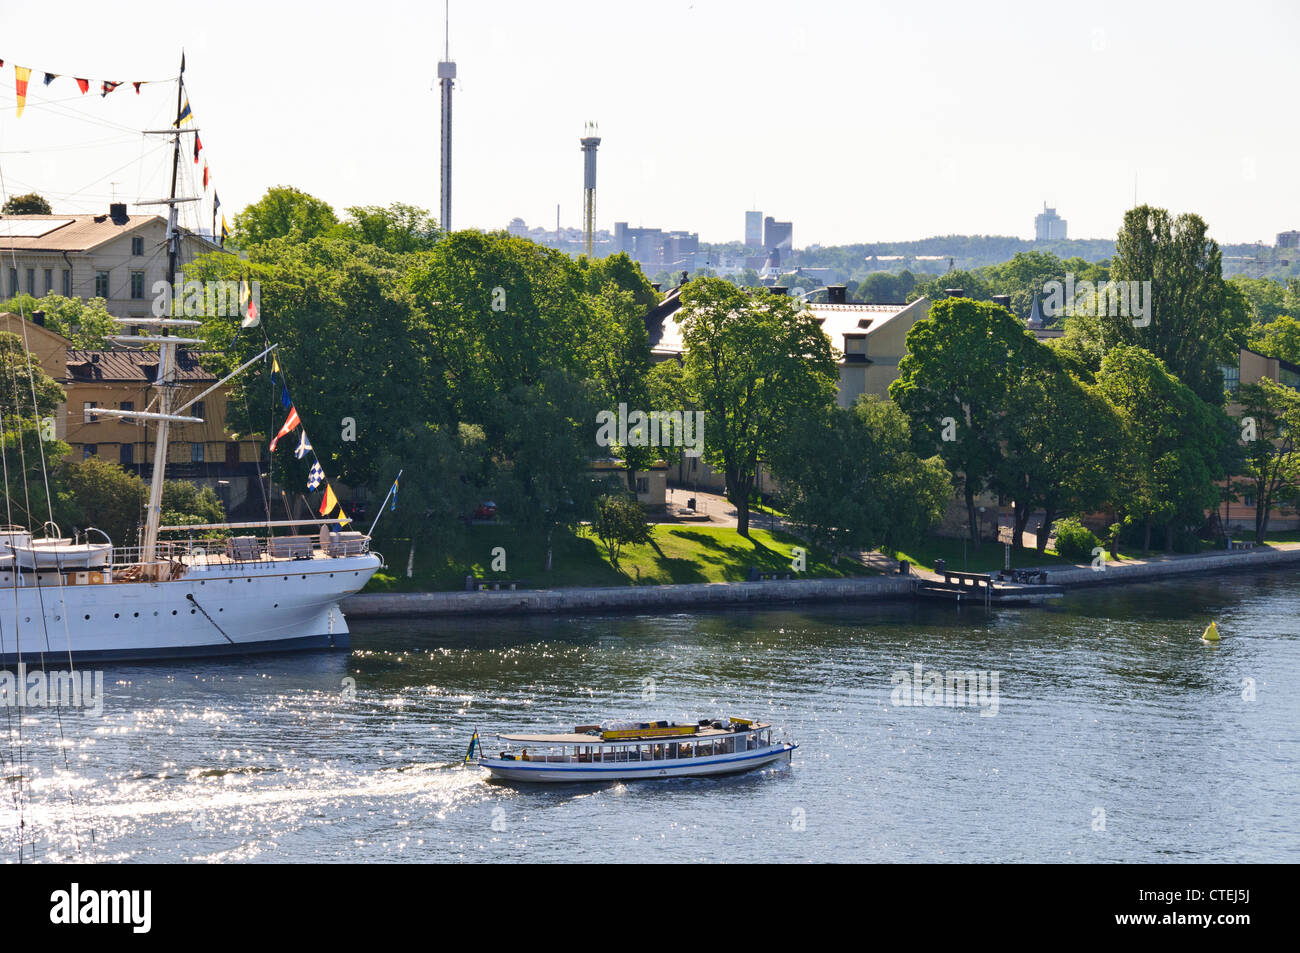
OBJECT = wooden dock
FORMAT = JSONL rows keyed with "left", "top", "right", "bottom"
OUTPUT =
{"left": 916, "top": 570, "right": 1064, "bottom": 606}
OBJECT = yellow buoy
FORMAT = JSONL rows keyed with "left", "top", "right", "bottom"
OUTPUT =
{"left": 1201, "top": 621, "right": 1220, "bottom": 643}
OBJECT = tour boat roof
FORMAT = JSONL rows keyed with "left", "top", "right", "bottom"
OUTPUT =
{"left": 498, "top": 723, "right": 771, "bottom": 745}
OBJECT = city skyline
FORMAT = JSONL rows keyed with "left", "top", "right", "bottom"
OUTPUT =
{"left": 0, "top": 0, "right": 1295, "bottom": 248}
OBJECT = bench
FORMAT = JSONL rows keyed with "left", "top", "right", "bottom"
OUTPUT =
{"left": 225, "top": 536, "right": 262, "bottom": 561}
{"left": 267, "top": 535, "right": 313, "bottom": 559}
{"left": 464, "top": 575, "right": 527, "bottom": 591}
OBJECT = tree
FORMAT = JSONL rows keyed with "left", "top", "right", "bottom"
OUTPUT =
{"left": 673, "top": 278, "right": 839, "bottom": 536}
{"left": 769, "top": 396, "right": 950, "bottom": 560}
{"left": 161, "top": 480, "right": 226, "bottom": 527}
{"left": 996, "top": 357, "right": 1125, "bottom": 552}
{"left": 231, "top": 186, "right": 338, "bottom": 246}
{"left": 53, "top": 457, "right": 147, "bottom": 546}
{"left": 591, "top": 494, "right": 651, "bottom": 570}
{"left": 0, "top": 331, "right": 65, "bottom": 420}
{"left": 1094, "top": 345, "right": 1229, "bottom": 550}
{"left": 890, "top": 297, "right": 1044, "bottom": 544}
{"left": 2, "top": 193, "right": 51, "bottom": 215}
{"left": 1247, "top": 313, "right": 1300, "bottom": 365}
{"left": 341, "top": 203, "right": 440, "bottom": 253}
{"left": 1103, "top": 206, "right": 1246, "bottom": 404}
{"left": 1234, "top": 378, "right": 1300, "bottom": 542}
{"left": 0, "top": 294, "right": 117, "bottom": 348}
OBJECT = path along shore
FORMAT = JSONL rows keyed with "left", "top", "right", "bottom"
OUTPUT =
{"left": 342, "top": 541, "right": 1300, "bottom": 618}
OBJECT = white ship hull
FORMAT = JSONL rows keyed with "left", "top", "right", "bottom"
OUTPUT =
{"left": 479, "top": 743, "right": 796, "bottom": 783}
{"left": 0, "top": 552, "right": 380, "bottom": 664}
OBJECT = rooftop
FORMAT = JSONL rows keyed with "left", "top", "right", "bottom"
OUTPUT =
{"left": 64, "top": 348, "right": 217, "bottom": 384}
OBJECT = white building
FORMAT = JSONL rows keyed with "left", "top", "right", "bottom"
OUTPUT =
{"left": 0, "top": 205, "right": 221, "bottom": 318}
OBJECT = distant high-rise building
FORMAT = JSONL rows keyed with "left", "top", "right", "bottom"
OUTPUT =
{"left": 1278, "top": 230, "right": 1300, "bottom": 249}
{"left": 764, "top": 216, "right": 793, "bottom": 252}
{"left": 1034, "top": 203, "right": 1067, "bottom": 241}
{"left": 745, "top": 210, "right": 763, "bottom": 249}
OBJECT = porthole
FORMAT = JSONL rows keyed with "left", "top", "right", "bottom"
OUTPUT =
{"left": 172, "top": 610, "right": 178, "bottom": 615}
{"left": 84, "top": 614, "right": 90, "bottom": 620}
{"left": 114, "top": 613, "right": 119, "bottom": 619}
{"left": 133, "top": 612, "right": 139, "bottom": 618}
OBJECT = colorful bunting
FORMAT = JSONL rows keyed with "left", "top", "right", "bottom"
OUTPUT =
{"left": 193, "top": 132, "right": 202, "bottom": 163}
{"left": 202, "top": 162, "right": 209, "bottom": 189}
{"left": 319, "top": 485, "right": 339, "bottom": 518}
{"left": 269, "top": 407, "right": 301, "bottom": 452}
{"left": 101, "top": 80, "right": 121, "bottom": 97}
{"left": 307, "top": 462, "right": 324, "bottom": 491}
{"left": 294, "top": 431, "right": 312, "bottom": 460}
{"left": 220, "top": 215, "right": 229, "bottom": 247}
{"left": 133, "top": 81, "right": 143, "bottom": 94}
{"left": 177, "top": 97, "right": 192, "bottom": 125}
{"left": 14, "top": 66, "right": 30, "bottom": 117}
{"left": 42, "top": 72, "right": 56, "bottom": 86}
{"left": 75, "top": 77, "right": 88, "bottom": 94}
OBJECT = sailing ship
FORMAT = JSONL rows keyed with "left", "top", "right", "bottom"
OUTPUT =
{"left": 474, "top": 717, "right": 798, "bottom": 782}
{"left": 0, "top": 57, "right": 381, "bottom": 663}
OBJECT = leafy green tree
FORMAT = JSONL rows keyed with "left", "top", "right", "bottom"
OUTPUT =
{"left": 1230, "top": 274, "right": 1299, "bottom": 326}
{"left": 161, "top": 480, "right": 226, "bottom": 526}
{"left": 1103, "top": 206, "right": 1246, "bottom": 404}
{"left": 590, "top": 493, "right": 651, "bottom": 570}
{"left": 770, "top": 396, "right": 950, "bottom": 560}
{"left": 340, "top": 203, "right": 440, "bottom": 253}
{"left": 1247, "top": 313, "right": 1300, "bottom": 365}
{"left": 1094, "top": 345, "right": 1230, "bottom": 550}
{"left": 52, "top": 457, "right": 147, "bottom": 545}
{"left": 0, "top": 330, "right": 65, "bottom": 419}
{"left": 890, "top": 297, "right": 1044, "bottom": 544}
{"left": 231, "top": 186, "right": 339, "bottom": 247}
{"left": 907, "top": 269, "right": 992, "bottom": 304}
{"left": 2, "top": 193, "right": 51, "bottom": 215}
{"left": 0, "top": 294, "right": 117, "bottom": 348}
{"left": 996, "top": 356, "right": 1125, "bottom": 552}
{"left": 673, "top": 278, "right": 839, "bottom": 536}
{"left": 1234, "top": 378, "right": 1300, "bottom": 542}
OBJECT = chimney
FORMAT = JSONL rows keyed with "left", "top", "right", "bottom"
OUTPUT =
{"left": 32, "top": 310, "right": 45, "bottom": 327}
{"left": 944, "top": 288, "right": 965, "bottom": 298}
{"left": 109, "top": 202, "right": 128, "bottom": 224}
{"left": 825, "top": 284, "right": 847, "bottom": 305}
{"left": 991, "top": 294, "right": 1012, "bottom": 309}
{"left": 650, "top": 282, "right": 662, "bottom": 293}
{"left": 770, "top": 285, "right": 788, "bottom": 297}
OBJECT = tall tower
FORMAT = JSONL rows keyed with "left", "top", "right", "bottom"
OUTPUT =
{"left": 580, "top": 122, "right": 601, "bottom": 257}
{"left": 437, "top": 2, "right": 456, "bottom": 233}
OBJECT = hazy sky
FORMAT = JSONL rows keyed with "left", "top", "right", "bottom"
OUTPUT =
{"left": 0, "top": 0, "right": 1296, "bottom": 248}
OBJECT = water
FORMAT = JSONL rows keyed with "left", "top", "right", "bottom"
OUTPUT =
{"left": 4, "top": 569, "right": 1298, "bottom": 863}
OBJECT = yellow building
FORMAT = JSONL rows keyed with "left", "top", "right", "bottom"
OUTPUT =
{"left": 0, "top": 311, "right": 264, "bottom": 515}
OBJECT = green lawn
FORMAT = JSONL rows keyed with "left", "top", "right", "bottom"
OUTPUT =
{"left": 365, "top": 523, "right": 875, "bottom": 592}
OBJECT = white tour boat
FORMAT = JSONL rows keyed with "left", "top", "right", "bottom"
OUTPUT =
{"left": 475, "top": 717, "right": 797, "bottom": 782}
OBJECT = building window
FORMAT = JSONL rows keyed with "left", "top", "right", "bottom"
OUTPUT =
{"left": 25, "top": 269, "right": 35, "bottom": 294}
{"left": 193, "top": 400, "right": 205, "bottom": 419}
{"left": 131, "top": 236, "right": 144, "bottom": 256}
{"left": 43, "top": 269, "right": 53, "bottom": 295}
{"left": 636, "top": 477, "right": 649, "bottom": 494}
{"left": 83, "top": 401, "right": 99, "bottom": 423}
{"left": 1220, "top": 363, "right": 1241, "bottom": 394}
{"left": 94, "top": 271, "right": 110, "bottom": 298}
{"left": 130, "top": 271, "right": 145, "bottom": 300}
{"left": 61, "top": 269, "right": 71, "bottom": 296}
{"left": 191, "top": 443, "right": 205, "bottom": 463}
{"left": 7, "top": 268, "right": 16, "bottom": 297}
{"left": 83, "top": 444, "right": 98, "bottom": 459}
{"left": 119, "top": 444, "right": 134, "bottom": 465}
{"left": 119, "top": 400, "right": 134, "bottom": 424}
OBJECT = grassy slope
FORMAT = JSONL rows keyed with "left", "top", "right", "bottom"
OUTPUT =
{"left": 366, "top": 523, "right": 876, "bottom": 593}
{"left": 886, "top": 536, "right": 1137, "bottom": 574}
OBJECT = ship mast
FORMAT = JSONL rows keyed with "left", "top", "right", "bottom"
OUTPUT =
{"left": 98, "top": 54, "right": 207, "bottom": 574}
{"left": 141, "top": 54, "right": 188, "bottom": 572}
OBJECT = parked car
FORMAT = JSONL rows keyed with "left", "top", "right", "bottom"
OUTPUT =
{"left": 473, "top": 501, "right": 497, "bottom": 521}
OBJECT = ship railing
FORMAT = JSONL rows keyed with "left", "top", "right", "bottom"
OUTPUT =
{"left": 107, "top": 533, "right": 372, "bottom": 570}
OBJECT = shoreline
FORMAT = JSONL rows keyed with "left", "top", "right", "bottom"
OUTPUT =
{"left": 342, "top": 542, "right": 1300, "bottom": 618}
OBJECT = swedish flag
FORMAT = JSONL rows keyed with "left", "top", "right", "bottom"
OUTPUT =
{"left": 465, "top": 730, "right": 480, "bottom": 763}
{"left": 177, "top": 97, "right": 193, "bottom": 125}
